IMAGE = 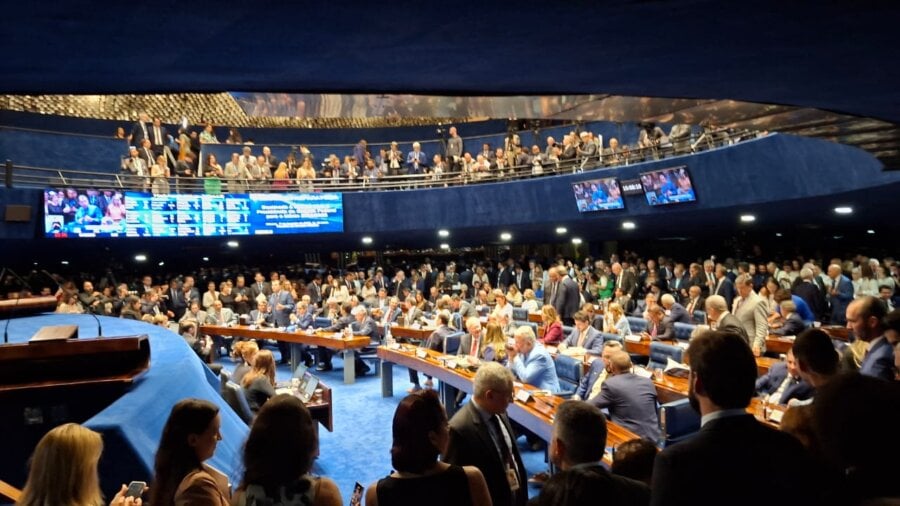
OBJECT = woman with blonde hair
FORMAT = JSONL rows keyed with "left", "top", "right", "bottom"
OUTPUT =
{"left": 521, "top": 289, "right": 539, "bottom": 312}
{"left": 506, "top": 284, "right": 523, "bottom": 306}
{"left": 481, "top": 322, "right": 508, "bottom": 363}
{"left": 231, "top": 340, "right": 259, "bottom": 384}
{"left": 603, "top": 302, "right": 632, "bottom": 337}
{"left": 242, "top": 349, "right": 277, "bottom": 413}
{"left": 539, "top": 305, "right": 564, "bottom": 345}
{"left": 20, "top": 423, "right": 142, "bottom": 506}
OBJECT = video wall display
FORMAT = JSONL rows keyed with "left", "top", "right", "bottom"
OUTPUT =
{"left": 640, "top": 166, "right": 696, "bottom": 206}
{"left": 572, "top": 177, "right": 624, "bottom": 212}
{"left": 45, "top": 189, "right": 343, "bottom": 238}
{"left": 44, "top": 188, "right": 128, "bottom": 238}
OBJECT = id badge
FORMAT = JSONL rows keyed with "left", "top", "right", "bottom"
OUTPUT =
{"left": 506, "top": 466, "right": 520, "bottom": 491}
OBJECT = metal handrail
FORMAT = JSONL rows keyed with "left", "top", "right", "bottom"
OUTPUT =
{"left": 3, "top": 129, "right": 762, "bottom": 193}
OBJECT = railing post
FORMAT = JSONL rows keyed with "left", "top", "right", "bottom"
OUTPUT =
{"left": 4, "top": 160, "right": 11, "bottom": 188}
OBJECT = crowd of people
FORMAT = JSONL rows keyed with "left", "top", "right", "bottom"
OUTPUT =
{"left": 117, "top": 113, "right": 759, "bottom": 194}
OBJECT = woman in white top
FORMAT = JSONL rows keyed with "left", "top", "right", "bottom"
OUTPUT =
{"left": 202, "top": 281, "right": 219, "bottom": 312}
{"left": 490, "top": 290, "right": 513, "bottom": 322}
{"left": 603, "top": 302, "right": 632, "bottom": 337}
{"left": 521, "top": 289, "right": 539, "bottom": 312}
{"left": 472, "top": 266, "right": 489, "bottom": 287}
{"left": 876, "top": 266, "right": 896, "bottom": 292}
{"left": 506, "top": 284, "right": 523, "bottom": 307}
{"left": 854, "top": 263, "right": 879, "bottom": 298}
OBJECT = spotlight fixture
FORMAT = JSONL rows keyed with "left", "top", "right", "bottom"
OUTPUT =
{"left": 134, "top": 254, "right": 147, "bottom": 262}
{"left": 60, "top": 260, "right": 69, "bottom": 265}
{"left": 500, "top": 232, "right": 512, "bottom": 241}
{"left": 227, "top": 240, "right": 239, "bottom": 248}
{"left": 158, "top": 261, "right": 165, "bottom": 266}
{"left": 571, "top": 237, "right": 583, "bottom": 245}
{"left": 740, "top": 214, "right": 756, "bottom": 223}
{"left": 440, "top": 243, "right": 450, "bottom": 250}
{"left": 775, "top": 233, "right": 783, "bottom": 237}
{"left": 556, "top": 227, "right": 568, "bottom": 234}
{"left": 438, "top": 229, "right": 450, "bottom": 237}
{"left": 834, "top": 206, "right": 853, "bottom": 214}
{"left": 622, "top": 221, "right": 636, "bottom": 230}
{"left": 361, "top": 236, "right": 373, "bottom": 245}
{"left": 202, "top": 256, "right": 209, "bottom": 262}
{"left": 867, "top": 229, "right": 875, "bottom": 234}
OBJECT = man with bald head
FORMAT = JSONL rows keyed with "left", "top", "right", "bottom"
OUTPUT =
{"left": 704, "top": 295, "right": 749, "bottom": 344}
{"left": 827, "top": 264, "right": 854, "bottom": 325}
{"left": 612, "top": 262, "right": 637, "bottom": 300}
{"left": 589, "top": 351, "right": 660, "bottom": 441}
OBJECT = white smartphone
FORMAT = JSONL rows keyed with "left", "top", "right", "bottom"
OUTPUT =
{"left": 125, "top": 481, "right": 146, "bottom": 499}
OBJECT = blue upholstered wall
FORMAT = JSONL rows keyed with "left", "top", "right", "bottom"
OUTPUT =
{"left": 0, "top": 134, "right": 895, "bottom": 242}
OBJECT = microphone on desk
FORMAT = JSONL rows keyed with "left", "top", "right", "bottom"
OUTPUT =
{"left": 3, "top": 292, "right": 22, "bottom": 344}
{"left": 86, "top": 310, "right": 103, "bottom": 337}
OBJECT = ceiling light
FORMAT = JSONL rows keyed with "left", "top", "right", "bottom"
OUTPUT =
{"left": 834, "top": 206, "right": 853, "bottom": 214}
{"left": 622, "top": 221, "right": 636, "bottom": 230}
{"left": 158, "top": 261, "right": 165, "bottom": 266}
{"left": 134, "top": 254, "right": 147, "bottom": 262}
{"left": 202, "top": 256, "right": 209, "bottom": 262}
{"left": 571, "top": 237, "right": 583, "bottom": 245}
{"left": 775, "top": 233, "right": 783, "bottom": 237}
{"left": 556, "top": 227, "right": 567, "bottom": 234}
{"left": 60, "top": 260, "right": 69, "bottom": 265}
{"left": 438, "top": 229, "right": 449, "bottom": 237}
{"left": 500, "top": 232, "right": 512, "bottom": 241}
{"left": 361, "top": 236, "right": 373, "bottom": 245}
{"left": 440, "top": 243, "right": 450, "bottom": 250}
{"left": 740, "top": 214, "right": 756, "bottom": 223}
{"left": 227, "top": 240, "right": 239, "bottom": 248}
{"left": 867, "top": 229, "right": 875, "bottom": 234}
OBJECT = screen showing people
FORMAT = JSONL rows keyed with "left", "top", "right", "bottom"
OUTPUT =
{"left": 44, "top": 188, "right": 128, "bottom": 238}
{"left": 640, "top": 166, "right": 696, "bottom": 206}
{"left": 45, "top": 189, "right": 344, "bottom": 237}
{"left": 572, "top": 177, "right": 624, "bottom": 212}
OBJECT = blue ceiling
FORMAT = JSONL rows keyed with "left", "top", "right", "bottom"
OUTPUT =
{"left": 2, "top": 0, "right": 898, "bottom": 122}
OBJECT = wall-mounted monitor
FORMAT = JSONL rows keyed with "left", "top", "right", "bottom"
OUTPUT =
{"left": 572, "top": 177, "right": 624, "bottom": 212}
{"left": 44, "top": 188, "right": 128, "bottom": 238}
{"left": 46, "top": 190, "right": 343, "bottom": 238}
{"left": 639, "top": 166, "right": 696, "bottom": 206}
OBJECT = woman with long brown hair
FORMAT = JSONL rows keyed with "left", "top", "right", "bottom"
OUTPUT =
{"left": 241, "top": 349, "right": 276, "bottom": 413}
{"left": 539, "top": 305, "right": 564, "bottom": 345}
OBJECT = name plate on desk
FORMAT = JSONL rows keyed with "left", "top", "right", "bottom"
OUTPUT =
{"left": 446, "top": 359, "right": 458, "bottom": 369}
{"left": 514, "top": 389, "right": 532, "bottom": 403}
{"left": 389, "top": 343, "right": 402, "bottom": 350}
{"left": 767, "top": 409, "right": 784, "bottom": 424}
{"left": 416, "top": 349, "right": 428, "bottom": 359}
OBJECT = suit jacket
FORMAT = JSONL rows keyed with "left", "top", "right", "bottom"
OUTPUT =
{"left": 129, "top": 120, "right": 149, "bottom": 145}
{"left": 733, "top": 291, "right": 768, "bottom": 350}
{"left": 859, "top": 337, "right": 895, "bottom": 381}
{"left": 772, "top": 313, "right": 806, "bottom": 336}
{"left": 646, "top": 318, "right": 675, "bottom": 341}
{"left": 445, "top": 401, "right": 527, "bottom": 506}
{"left": 457, "top": 300, "right": 479, "bottom": 320}
{"left": 615, "top": 270, "right": 638, "bottom": 299}
{"left": 683, "top": 296, "right": 705, "bottom": 322}
{"left": 249, "top": 309, "right": 273, "bottom": 327}
{"left": 306, "top": 282, "right": 323, "bottom": 306}
{"left": 531, "top": 464, "right": 650, "bottom": 506}
{"left": 827, "top": 275, "right": 854, "bottom": 324}
{"left": 510, "top": 344, "right": 561, "bottom": 392}
{"left": 714, "top": 276, "right": 736, "bottom": 310}
{"left": 575, "top": 358, "right": 607, "bottom": 400}
{"left": 267, "top": 290, "right": 295, "bottom": 326}
{"left": 425, "top": 325, "right": 456, "bottom": 352}
{"left": 793, "top": 281, "right": 826, "bottom": 321}
{"left": 557, "top": 276, "right": 581, "bottom": 320}
{"left": 715, "top": 312, "right": 750, "bottom": 345}
{"left": 591, "top": 373, "right": 661, "bottom": 442}
{"left": 205, "top": 308, "right": 236, "bottom": 326}
{"left": 351, "top": 316, "right": 377, "bottom": 338}
{"left": 498, "top": 266, "right": 515, "bottom": 290}
{"left": 651, "top": 414, "right": 816, "bottom": 506}
{"left": 665, "top": 303, "right": 691, "bottom": 324}
{"left": 563, "top": 325, "right": 603, "bottom": 353}
{"left": 458, "top": 331, "right": 481, "bottom": 357}
{"left": 513, "top": 270, "right": 531, "bottom": 292}
{"left": 668, "top": 274, "right": 689, "bottom": 297}
{"left": 381, "top": 306, "right": 401, "bottom": 326}
{"left": 400, "top": 308, "right": 423, "bottom": 327}
{"left": 755, "top": 361, "right": 814, "bottom": 405}
{"left": 250, "top": 281, "right": 272, "bottom": 302}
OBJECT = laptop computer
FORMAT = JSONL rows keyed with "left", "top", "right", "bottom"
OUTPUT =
{"left": 298, "top": 372, "right": 319, "bottom": 403}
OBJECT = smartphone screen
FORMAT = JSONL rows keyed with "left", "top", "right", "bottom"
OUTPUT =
{"left": 126, "top": 481, "right": 146, "bottom": 498}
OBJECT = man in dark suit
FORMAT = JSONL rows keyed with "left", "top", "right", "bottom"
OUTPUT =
{"left": 659, "top": 293, "right": 691, "bottom": 324}
{"left": 848, "top": 296, "right": 894, "bottom": 381}
{"left": 641, "top": 305, "right": 674, "bottom": 341}
{"left": 793, "top": 267, "right": 826, "bottom": 321}
{"left": 826, "top": 264, "right": 854, "bottom": 325}
{"left": 166, "top": 278, "right": 188, "bottom": 320}
{"left": 445, "top": 362, "right": 527, "bottom": 506}
{"left": 683, "top": 285, "right": 705, "bottom": 323}
{"left": 574, "top": 341, "right": 624, "bottom": 400}
{"left": 704, "top": 295, "right": 750, "bottom": 344}
{"left": 556, "top": 266, "right": 580, "bottom": 325}
{"left": 686, "top": 262, "right": 705, "bottom": 297}
{"left": 612, "top": 262, "right": 637, "bottom": 300}
{"left": 497, "top": 259, "right": 515, "bottom": 291}
{"left": 713, "top": 264, "right": 736, "bottom": 310}
{"left": 149, "top": 117, "right": 169, "bottom": 157}
{"left": 651, "top": 331, "right": 817, "bottom": 506}
{"left": 755, "top": 349, "right": 814, "bottom": 405}
{"left": 306, "top": 275, "right": 324, "bottom": 307}
{"left": 668, "top": 264, "right": 689, "bottom": 300}
{"left": 560, "top": 311, "right": 604, "bottom": 353}
{"left": 513, "top": 263, "right": 531, "bottom": 293}
{"left": 249, "top": 272, "right": 272, "bottom": 304}
{"left": 590, "top": 351, "right": 660, "bottom": 441}
{"left": 268, "top": 279, "right": 295, "bottom": 364}
{"left": 535, "top": 400, "right": 650, "bottom": 505}
{"left": 770, "top": 300, "right": 807, "bottom": 336}
{"left": 128, "top": 112, "right": 150, "bottom": 146}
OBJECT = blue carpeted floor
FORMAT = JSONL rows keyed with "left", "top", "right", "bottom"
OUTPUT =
{"left": 216, "top": 349, "right": 547, "bottom": 500}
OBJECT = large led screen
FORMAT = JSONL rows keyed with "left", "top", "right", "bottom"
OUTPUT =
{"left": 44, "top": 188, "right": 128, "bottom": 238}
{"left": 572, "top": 177, "right": 624, "bottom": 212}
{"left": 45, "top": 190, "right": 343, "bottom": 237}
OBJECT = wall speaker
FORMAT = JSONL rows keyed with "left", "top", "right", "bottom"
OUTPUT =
{"left": 5, "top": 205, "right": 31, "bottom": 222}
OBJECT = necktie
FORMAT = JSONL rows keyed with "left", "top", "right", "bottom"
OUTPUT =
{"left": 488, "top": 415, "right": 518, "bottom": 489}
{"left": 651, "top": 324, "right": 658, "bottom": 338}
{"left": 687, "top": 299, "right": 695, "bottom": 314}
{"left": 577, "top": 329, "right": 587, "bottom": 348}
{"left": 155, "top": 127, "right": 161, "bottom": 145}
{"left": 470, "top": 334, "right": 480, "bottom": 356}
{"left": 588, "top": 368, "right": 608, "bottom": 400}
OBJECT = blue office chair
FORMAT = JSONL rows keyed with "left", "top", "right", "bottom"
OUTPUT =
{"left": 659, "top": 398, "right": 701, "bottom": 446}
{"left": 512, "top": 308, "right": 528, "bottom": 321}
{"left": 222, "top": 381, "right": 253, "bottom": 424}
{"left": 313, "top": 317, "right": 332, "bottom": 329}
{"left": 626, "top": 316, "right": 648, "bottom": 334}
{"left": 450, "top": 312, "right": 462, "bottom": 331}
{"left": 692, "top": 310, "right": 707, "bottom": 325}
{"left": 562, "top": 325, "right": 575, "bottom": 338}
{"left": 673, "top": 322, "right": 696, "bottom": 343}
{"left": 599, "top": 332, "right": 624, "bottom": 345}
{"left": 443, "top": 332, "right": 463, "bottom": 355}
{"left": 554, "top": 354, "right": 582, "bottom": 397}
{"left": 514, "top": 320, "right": 539, "bottom": 337}
{"left": 648, "top": 341, "right": 684, "bottom": 370}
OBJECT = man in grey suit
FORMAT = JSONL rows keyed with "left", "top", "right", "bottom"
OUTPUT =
{"left": 205, "top": 298, "right": 238, "bottom": 359}
{"left": 612, "top": 262, "right": 637, "bottom": 300}
{"left": 559, "top": 311, "right": 604, "bottom": 353}
{"left": 732, "top": 274, "right": 769, "bottom": 355}
{"left": 660, "top": 293, "right": 691, "bottom": 324}
{"left": 444, "top": 362, "right": 527, "bottom": 506}
{"left": 446, "top": 126, "right": 463, "bottom": 173}
{"left": 556, "top": 266, "right": 580, "bottom": 325}
{"left": 590, "top": 351, "right": 660, "bottom": 442}
{"left": 713, "top": 264, "right": 736, "bottom": 310}
{"left": 458, "top": 316, "right": 485, "bottom": 358}
{"left": 268, "top": 279, "right": 295, "bottom": 364}
{"left": 452, "top": 294, "right": 479, "bottom": 320}
{"left": 704, "top": 295, "right": 749, "bottom": 345}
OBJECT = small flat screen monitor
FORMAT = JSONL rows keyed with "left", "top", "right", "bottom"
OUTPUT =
{"left": 572, "top": 177, "right": 624, "bottom": 212}
{"left": 640, "top": 166, "right": 696, "bottom": 206}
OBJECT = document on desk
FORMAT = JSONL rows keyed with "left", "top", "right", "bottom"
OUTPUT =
{"left": 625, "top": 335, "right": 642, "bottom": 342}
